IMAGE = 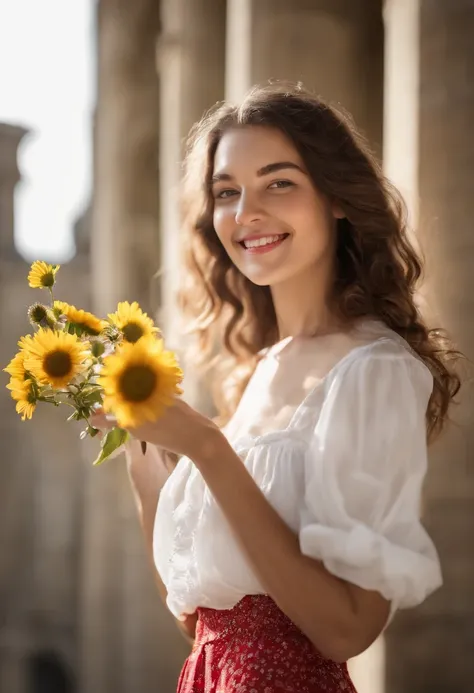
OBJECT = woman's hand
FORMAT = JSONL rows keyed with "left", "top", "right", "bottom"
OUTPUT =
{"left": 90, "top": 408, "right": 178, "bottom": 474}
{"left": 128, "top": 397, "right": 222, "bottom": 460}
{"left": 92, "top": 398, "right": 222, "bottom": 461}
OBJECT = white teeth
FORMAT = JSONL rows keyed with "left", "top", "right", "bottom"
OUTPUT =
{"left": 242, "top": 235, "right": 284, "bottom": 249}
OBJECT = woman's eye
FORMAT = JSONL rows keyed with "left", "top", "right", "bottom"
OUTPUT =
{"left": 269, "top": 180, "right": 294, "bottom": 190}
{"left": 215, "top": 189, "right": 237, "bottom": 200}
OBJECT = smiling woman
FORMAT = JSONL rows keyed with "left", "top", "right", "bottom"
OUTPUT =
{"left": 112, "top": 82, "right": 462, "bottom": 693}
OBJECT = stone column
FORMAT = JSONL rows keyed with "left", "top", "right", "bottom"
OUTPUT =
{"left": 226, "top": 0, "right": 384, "bottom": 151}
{"left": 82, "top": 3, "right": 189, "bottom": 693}
{"left": 383, "top": 1, "right": 474, "bottom": 691}
{"left": 158, "top": 0, "right": 226, "bottom": 409}
{"left": 90, "top": 1, "right": 160, "bottom": 316}
{"left": 0, "top": 124, "right": 28, "bottom": 260}
{"left": 0, "top": 123, "right": 30, "bottom": 693}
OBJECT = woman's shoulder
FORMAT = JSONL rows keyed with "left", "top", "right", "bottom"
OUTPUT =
{"left": 327, "top": 320, "right": 434, "bottom": 391}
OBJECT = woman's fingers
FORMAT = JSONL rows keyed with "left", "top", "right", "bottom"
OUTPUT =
{"left": 89, "top": 411, "right": 116, "bottom": 431}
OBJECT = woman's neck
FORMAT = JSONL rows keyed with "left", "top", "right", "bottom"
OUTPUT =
{"left": 270, "top": 266, "right": 340, "bottom": 340}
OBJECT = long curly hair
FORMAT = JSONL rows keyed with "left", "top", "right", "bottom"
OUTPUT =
{"left": 178, "top": 83, "right": 461, "bottom": 442}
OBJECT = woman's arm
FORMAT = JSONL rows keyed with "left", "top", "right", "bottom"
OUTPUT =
{"left": 191, "top": 430, "right": 389, "bottom": 662}
{"left": 90, "top": 410, "right": 198, "bottom": 644}
{"left": 125, "top": 442, "right": 198, "bottom": 644}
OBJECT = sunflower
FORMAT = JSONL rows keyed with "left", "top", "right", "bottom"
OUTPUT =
{"left": 28, "top": 302, "right": 56, "bottom": 329}
{"left": 54, "top": 301, "right": 107, "bottom": 336}
{"left": 108, "top": 301, "right": 158, "bottom": 343}
{"left": 7, "top": 378, "right": 37, "bottom": 420}
{"left": 24, "top": 328, "right": 91, "bottom": 389}
{"left": 28, "top": 261, "right": 60, "bottom": 289}
{"left": 98, "top": 337, "right": 183, "bottom": 429}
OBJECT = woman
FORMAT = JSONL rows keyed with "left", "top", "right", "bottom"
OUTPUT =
{"left": 93, "top": 83, "right": 460, "bottom": 692}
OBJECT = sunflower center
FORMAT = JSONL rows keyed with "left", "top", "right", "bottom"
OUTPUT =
{"left": 40, "top": 272, "right": 55, "bottom": 288}
{"left": 122, "top": 322, "right": 144, "bottom": 343}
{"left": 29, "top": 304, "right": 48, "bottom": 323}
{"left": 43, "top": 350, "right": 72, "bottom": 378}
{"left": 118, "top": 365, "right": 157, "bottom": 402}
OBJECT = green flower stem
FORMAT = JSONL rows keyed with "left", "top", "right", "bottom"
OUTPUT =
{"left": 37, "top": 397, "right": 59, "bottom": 405}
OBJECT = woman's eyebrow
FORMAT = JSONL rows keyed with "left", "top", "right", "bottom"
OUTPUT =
{"left": 211, "top": 161, "right": 305, "bottom": 184}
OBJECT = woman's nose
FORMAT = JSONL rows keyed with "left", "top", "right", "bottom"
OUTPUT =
{"left": 235, "top": 193, "right": 263, "bottom": 226}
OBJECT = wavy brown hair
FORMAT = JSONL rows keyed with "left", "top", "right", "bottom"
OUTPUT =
{"left": 178, "top": 83, "right": 461, "bottom": 442}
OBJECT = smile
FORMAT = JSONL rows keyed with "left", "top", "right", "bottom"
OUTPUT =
{"left": 239, "top": 234, "right": 289, "bottom": 254}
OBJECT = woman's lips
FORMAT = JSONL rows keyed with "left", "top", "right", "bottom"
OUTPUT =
{"left": 239, "top": 233, "right": 289, "bottom": 254}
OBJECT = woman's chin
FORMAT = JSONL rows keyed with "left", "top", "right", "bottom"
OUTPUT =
{"left": 241, "top": 268, "right": 290, "bottom": 288}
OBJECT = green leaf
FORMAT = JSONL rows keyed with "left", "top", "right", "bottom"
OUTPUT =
{"left": 81, "top": 388, "right": 104, "bottom": 407}
{"left": 92, "top": 427, "right": 129, "bottom": 466}
{"left": 88, "top": 425, "right": 100, "bottom": 438}
{"left": 80, "top": 425, "right": 100, "bottom": 441}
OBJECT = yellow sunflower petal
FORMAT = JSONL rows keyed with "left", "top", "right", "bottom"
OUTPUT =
{"left": 107, "top": 301, "right": 158, "bottom": 343}
{"left": 7, "top": 377, "right": 28, "bottom": 400}
{"left": 16, "top": 399, "right": 36, "bottom": 420}
{"left": 54, "top": 300, "right": 107, "bottom": 335}
{"left": 18, "top": 334, "right": 35, "bottom": 352}
{"left": 98, "top": 336, "right": 182, "bottom": 429}
{"left": 28, "top": 261, "right": 59, "bottom": 289}
{"left": 4, "top": 351, "right": 27, "bottom": 379}
{"left": 23, "top": 328, "right": 91, "bottom": 389}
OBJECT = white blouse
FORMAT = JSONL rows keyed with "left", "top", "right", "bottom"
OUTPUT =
{"left": 153, "top": 321, "right": 442, "bottom": 623}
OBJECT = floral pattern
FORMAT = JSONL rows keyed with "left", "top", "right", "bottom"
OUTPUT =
{"left": 177, "top": 595, "right": 357, "bottom": 692}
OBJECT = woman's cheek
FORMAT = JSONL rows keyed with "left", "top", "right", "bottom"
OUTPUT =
{"left": 213, "top": 209, "right": 235, "bottom": 249}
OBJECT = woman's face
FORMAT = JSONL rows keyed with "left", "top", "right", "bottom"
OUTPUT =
{"left": 211, "top": 126, "right": 343, "bottom": 288}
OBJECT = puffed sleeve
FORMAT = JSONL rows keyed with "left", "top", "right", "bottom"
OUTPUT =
{"left": 299, "top": 341, "right": 442, "bottom": 614}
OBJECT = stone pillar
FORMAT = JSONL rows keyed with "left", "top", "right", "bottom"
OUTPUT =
{"left": 0, "top": 124, "right": 28, "bottom": 260}
{"left": 383, "top": 2, "right": 474, "bottom": 691}
{"left": 158, "top": 0, "right": 226, "bottom": 408}
{"left": 0, "top": 123, "right": 30, "bottom": 693}
{"left": 90, "top": 0, "right": 160, "bottom": 315}
{"left": 82, "top": 3, "right": 190, "bottom": 693}
{"left": 383, "top": 0, "right": 420, "bottom": 224}
{"left": 226, "top": 0, "right": 384, "bottom": 151}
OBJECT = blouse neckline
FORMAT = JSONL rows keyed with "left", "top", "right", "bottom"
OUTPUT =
{"left": 258, "top": 318, "right": 385, "bottom": 362}
{"left": 232, "top": 335, "right": 393, "bottom": 451}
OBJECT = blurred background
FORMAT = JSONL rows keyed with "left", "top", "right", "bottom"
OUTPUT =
{"left": 0, "top": 1, "right": 473, "bottom": 692}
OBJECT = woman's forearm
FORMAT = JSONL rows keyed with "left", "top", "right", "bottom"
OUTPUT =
{"left": 125, "top": 441, "right": 197, "bottom": 643}
{"left": 125, "top": 442, "right": 168, "bottom": 553}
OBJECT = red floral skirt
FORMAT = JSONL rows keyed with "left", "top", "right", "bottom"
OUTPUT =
{"left": 177, "top": 594, "right": 357, "bottom": 692}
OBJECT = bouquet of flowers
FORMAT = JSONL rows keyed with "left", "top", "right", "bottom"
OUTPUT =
{"left": 3, "top": 261, "right": 183, "bottom": 465}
